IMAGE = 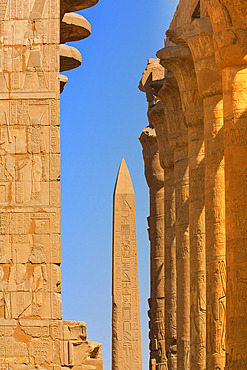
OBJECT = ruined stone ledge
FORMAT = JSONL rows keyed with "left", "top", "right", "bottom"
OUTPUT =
{"left": 59, "top": 74, "right": 68, "bottom": 93}
{"left": 60, "top": 44, "right": 82, "bottom": 72}
{"left": 61, "top": 0, "right": 99, "bottom": 14}
{"left": 61, "top": 13, "right": 91, "bottom": 43}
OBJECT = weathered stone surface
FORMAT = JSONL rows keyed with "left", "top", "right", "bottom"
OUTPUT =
{"left": 61, "top": 0, "right": 99, "bottom": 15}
{"left": 139, "top": 0, "right": 247, "bottom": 369}
{"left": 158, "top": 74, "right": 190, "bottom": 370}
{"left": 60, "top": 74, "right": 68, "bottom": 94}
{"left": 203, "top": 2, "right": 247, "bottom": 367}
{"left": 166, "top": 17, "right": 226, "bottom": 369}
{"left": 158, "top": 44, "right": 206, "bottom": 370}
{"left": 140, "top": 59, "right": 177, "bottom": 370}
{"left": 112, "top": 159, "right": 142, "bottom": 370}
{"left": 0, "top": 0, "right": 102, "bottom": 368}
{"left": 60, "top": 44, "right": 82, "bottom": 72}
{"left": 139, "top": 127, "right": 167, "bottom": 368}
{"left": 62, "top": 321, "right": 103, "bottom": 369}
{"left": 61, "top": 13, "right": 91, "bottom": 43}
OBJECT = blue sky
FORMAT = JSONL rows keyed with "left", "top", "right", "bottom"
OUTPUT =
{"left": 60, "top": 0, "right": 179, "bottom": 368}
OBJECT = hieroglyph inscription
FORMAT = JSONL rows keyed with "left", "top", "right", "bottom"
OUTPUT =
{"left": 0, "top": 99, "right": 60, "bottom": 207}
{"left": 0, "top": 0, "right": 59, "bottom": 94}
{"left": 112, "top": 159, "right": 142, "bottom": 370}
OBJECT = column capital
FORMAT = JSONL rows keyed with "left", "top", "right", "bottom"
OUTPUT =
{"left": 139, "top": 127, "right": 164, "bottom": 188}
{"left": 139, "top": 58, "right": 166, "bottom": 109}
{"left": 157, "top": 45, "right": 203, "bottom": 127}
{"left": 139, "top": 60, "right": 174, "bottom": 171}
{"left": 166, "top": 17, "right": 222, "bottom": 98}
{"left": 204, "top": 0, "right": 247, "bottom": 69}
{"left": 157, "top": 74, "right": 188, "bottom": 151}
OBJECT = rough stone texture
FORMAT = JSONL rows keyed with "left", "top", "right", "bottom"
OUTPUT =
{"left": 205, "top": 2, "right": 247, "bottom": 368}
{"left": 139, "top": 127, "right": 167, "bottom": 369}
{"left": 60, "top": 44, "right": 82, "bottom": 72}
{"left": 140, "top": 60, "right": 177, "bottom": 370}
{"left": 59, "top": 74, "right": 68, "bottom": 93}
{"left": 61, "top": 13, "right": 91, "bottom": 43}
{"left": 60, "top": 13, "right": 91, "bottom": 44}
{"left": 157, "top": 45, "right": 206, "bottom": 370}
{"left": 139, "top": 0, "right": 247, "bottom": 369}
{"left": 60, "top": 0, "right": 99, "bottom": 16}
{"left": 112, "top": 159, "right": 142, "bottom": 370}
{"left": 158, "top": 75, "right": 190, "bottom": 370}
{"left": 167, "top": 18, "right": 226, "bottom": 369}
{"left": 0, "top": 0, "right": 102, "bottom": 368}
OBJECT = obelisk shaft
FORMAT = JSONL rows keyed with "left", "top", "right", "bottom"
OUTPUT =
{"left": 112, "top": 158, "right": 142, "bottom": 370}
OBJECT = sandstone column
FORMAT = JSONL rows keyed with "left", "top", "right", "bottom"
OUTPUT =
{"left": 0, "top": 0, "right": 103, "bottom": 367}
{"left": 205, "top": 2, "right": 247, "bottom": 367}
{"left": 112, "top": 158, "right": 142, "bottom": 370}
{"left": 158, "top": 75, "right": 190, "bottom": 370}
{"left": 140, "top": 59, "right": 177, "bottom": 370}
{"left": 166, "top": 18, "right": 226, "bottom": 369}
{"left": 147, "top": 103, "right": 177, "bottom": 370}
{"left": 0, "top": 0, "right": 62, "bottom": 366}
{"left": 157, "top": 46, "right": 206, "bottom": 370}
{"left": 139, "top": 126, "right": 167, "bottom": 369}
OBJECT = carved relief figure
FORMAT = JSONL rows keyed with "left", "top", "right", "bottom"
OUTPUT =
{"left": 22, "top": 0, "right": 47, "bottom": 91}
{"left": 29, "top": 231, "right": 47, "bottom": 316}
{"left": 218, "top": 261, "right": 226, "bottom": 352}
{"left": 0, "top": 113, "right": 12, "bottom": 182}
{"left": 22, "top": 18, "right": 47, "bottom": 90}
{"left": 0, "top": 265, "right": 11, "bottom": 319}
{"left": 207, "top": 261, "right": 226, "bottom": 355}
{"left": 0, "top": 23, "right": 9, "bottom": 90}
{"left": 190, "top": 280, "right": 206, "bottom": 362}
{"left": 18, "top": 114, "right": 47, "bottom": 202}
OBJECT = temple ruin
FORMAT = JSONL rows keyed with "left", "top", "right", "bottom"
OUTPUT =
{"left": 139, "top": 0, "right": 247, "bottom": 369}
{"left": 0, "top": 0, "right": 103, "bottom": 368}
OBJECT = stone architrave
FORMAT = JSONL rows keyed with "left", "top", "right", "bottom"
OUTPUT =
{"left": 204, "top": 2, "right": 247, "bottom": 367}
{"left": 140, "top": 59, "right": 177, "bottom": 370}
{"left": 157, "top": 45, "right": 206, "bottom": 370}
{"left": 139, "top": 127, "right": 167, "bottom": 369}
{"left": 112, "top": 158, "right": 142, "bottom": 370}
{"left": 158, "top": 74, "right": 190, "bottom": 370}
{"left": 167, "top": 18, "right": 226, "bottom": 369}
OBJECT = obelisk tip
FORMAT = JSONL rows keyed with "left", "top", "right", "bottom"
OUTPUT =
{"left": 114, "top": 158, "right": 134, "bottom": 195}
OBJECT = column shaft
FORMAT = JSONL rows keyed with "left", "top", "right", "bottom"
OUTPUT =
{"left": 188, "top": 124, "right": 206, "bottom": 369}
{"left": 223, "top": 65, "right": 247, "bottom": 369}
{"left": 149, "top": 185, "right": 166, "bottom": 368}
{"left": 204, "top": 93, "right": 226, "bottom": 369}
{"left": 174, "top": 145, "right": 190, "bottom": 370}
{"left": 164, "top": 169, "right": 177, "bottom": 370}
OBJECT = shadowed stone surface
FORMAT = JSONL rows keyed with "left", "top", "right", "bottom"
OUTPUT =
{"left": 61, "top": 13, "right": 91, "bottom": 43}
{"left": 60, "top": 44, "right": 82, "bottom": 72}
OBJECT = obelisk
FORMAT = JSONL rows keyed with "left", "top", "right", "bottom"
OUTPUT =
{"left": 112, "top": 158, "right": 142, "bottom": 369}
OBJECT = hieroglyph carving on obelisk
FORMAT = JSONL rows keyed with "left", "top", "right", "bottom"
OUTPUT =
{"left": 112, "top": 158, "right": 142, "bottom": 370}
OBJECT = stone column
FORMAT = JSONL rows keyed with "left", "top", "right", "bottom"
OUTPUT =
{"left": 157, "top": 46, "right": 206, "bottom": 370}
{"left": 166, "top": 18, "right": 226, "bottom": 369}
{"left": 205, "top": 2, "right": 247, "bottom": 367}
{"left": 139, "top": 127, "right": 167, "bottom": 369}
{"left": 147, "top": 100, "right": 177, "bottom": 370}
{"left": 158, "top": 75, "right": 190, "bottom": 370}
{"left": 0, "top": 0, "right": 103, "bottom": 367}
{"left": 140, "top": 59, "right": 177, "bottom": 370}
